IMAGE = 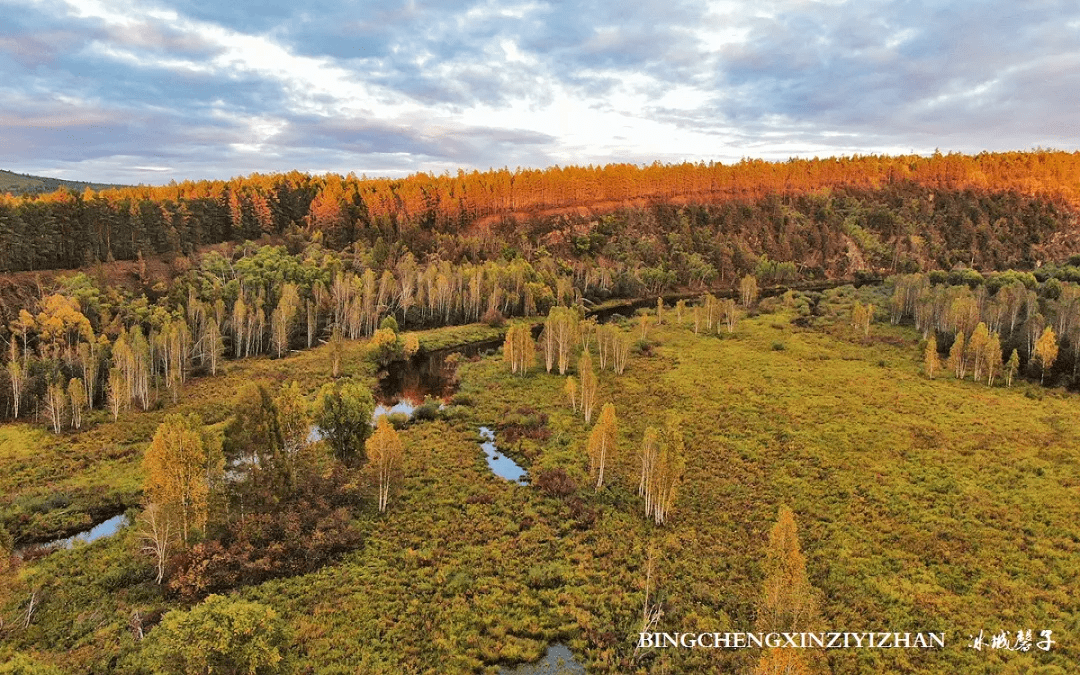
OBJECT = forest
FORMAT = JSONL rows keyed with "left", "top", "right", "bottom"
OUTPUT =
{"left": 2, "top": 152, "right": 1080, "bottom": 674}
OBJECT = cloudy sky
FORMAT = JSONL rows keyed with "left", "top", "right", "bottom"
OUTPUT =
{"left": 1, "top": 0, "right": 1078, "bottom": 184}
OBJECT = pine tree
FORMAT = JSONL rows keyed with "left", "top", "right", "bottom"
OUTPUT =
{"left": 755, "top": 505, "right": 821, "bottom": 634}
{"left": 587, "top": 403, "right": 617, "bottom": 489}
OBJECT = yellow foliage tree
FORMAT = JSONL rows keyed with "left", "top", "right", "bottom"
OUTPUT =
{"left": 984, "top": 333, "right": 1003, "bottom": 386}
{"left": 366, "top": 416, "right": 404, "bottom": 513}
{"left": 564, "top": 376, "right": 578, "bottom": 413}
{"left": 1033, "top": 326, "right": 1059, "bottom": 384}
{"left": 756, "top": 505, "right": 821, "bottom": 634}
{"left": 948, "top": 332, "right": 966, "bottom": 379}
{"left": 924, "top": 334, "right": 939, "bottom": 379}
{"left": 751, "top": 647, "right": 812, "bottom": 675}
{"left": 403, "top": 333, "right": 420, "bottom": 358}
{"left": 579, "top": 353, "right": 597, "bottom": 423}
{"left": 587, "top": 403, "right": 617, "bottom": 489}
{"left": 740, "top": 274, "right": 759, "bottom": 307}
{"left": 643, "top": 420, "right": 684, "bottom": 525}
{"left": 328, "top": 324, "right": 345, "bottom": 377}
{"left": 143, "top": 414, "right": 222, "bottom": 546}
{"left": 967, "top": 322, "right": 989, "bottom": 381}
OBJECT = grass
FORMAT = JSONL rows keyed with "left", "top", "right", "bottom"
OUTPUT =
{"left": 3, "top": 287, "right": 1079, "bottom": 673}
{"left": 0, "top": 322, "right": 509, "bottom": 543}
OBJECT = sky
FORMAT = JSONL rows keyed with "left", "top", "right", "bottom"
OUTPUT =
{"left": 1, "top": 0, "right": 1078, "bottom": 184}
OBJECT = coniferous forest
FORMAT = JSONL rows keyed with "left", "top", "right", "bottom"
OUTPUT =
{"left": 2, "top": 152, "right": 1080, "bottom": 674}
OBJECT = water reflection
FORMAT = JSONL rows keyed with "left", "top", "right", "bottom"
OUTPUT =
{"left": 479, "top": 426, "right": 528, "bottom": 483}
{"left": 16, "top": 513, "right": 129, "bottom": 557}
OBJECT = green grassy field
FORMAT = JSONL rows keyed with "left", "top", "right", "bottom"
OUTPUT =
{"left": 2, "top": 288, "right": 1078, "bottom": 674}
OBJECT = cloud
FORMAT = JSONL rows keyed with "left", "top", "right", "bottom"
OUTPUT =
{"left": 0, "top": 0, "right": 1077, "bottom": 183}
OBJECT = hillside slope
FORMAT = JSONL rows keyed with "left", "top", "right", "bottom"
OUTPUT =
{"left": 0, "top": 169, "right": 126, "bottom": 196}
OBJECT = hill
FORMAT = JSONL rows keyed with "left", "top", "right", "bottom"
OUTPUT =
{"left": 0, "top": 169, "right": 127, "bottom": 196}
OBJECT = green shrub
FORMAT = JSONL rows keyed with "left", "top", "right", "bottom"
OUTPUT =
{"left": 141, "top": 594, "right": 292, "bottom": 675}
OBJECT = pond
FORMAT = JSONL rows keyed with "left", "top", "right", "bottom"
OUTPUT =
{"left": 479, "top": 426, "right": 528, "bottom": 483}
{"left": 498, "top": 644, "right": 585, "bottom": 675}
{"left": 16, "top": 513, "right": 130, "bottom": 557}
{"left": 375, "top": 339, "right": 501, "bottom": 417}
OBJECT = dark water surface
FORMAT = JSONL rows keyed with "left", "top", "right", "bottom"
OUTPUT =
{"left": 498, "top": 644, "right": 585, "bottom": 674}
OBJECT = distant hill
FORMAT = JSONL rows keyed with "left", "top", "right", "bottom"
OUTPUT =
{"left": 0, "top": 169, "right": 127, "bottom": 195}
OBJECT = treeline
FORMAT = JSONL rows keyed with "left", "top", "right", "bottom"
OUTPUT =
{"left": 2, "top": 151, "right": 1080, "bottom": 273}
{"left": 0, "top": 240, "right": 629, "bottom": 424}
{"left": 890, "top": 267, "right": 1080, "bottom": 386}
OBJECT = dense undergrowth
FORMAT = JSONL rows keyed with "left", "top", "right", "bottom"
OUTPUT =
{"left": 2, "top": 286, "right": 1079, "bottom": 673}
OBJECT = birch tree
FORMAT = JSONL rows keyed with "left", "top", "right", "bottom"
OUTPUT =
{"left": 967, "top": 322, "right": 989, "bottom": 382}
{"left": 647, "top": 421, "right": 684, "bottom": 525}
{"left": 1005, "top": 349, "right": 1020, "bottom": 387}
{"left": 579, "top": 353, "right": 597, "bottom": 424}
{"left": 107, "top": 367, "right": 124, "bottom": 421}
{"left": 924, "top": 334, "right": 939, "bottom": 379}
{"left": 639, "top": 426, "right": 660, "bottom": 514}
{"left": 139, "top": 502, "right": 175, "bottom": 584}
{"left": 587, "top": 403, "right": 617, "bottom": 489}
{"left": 1033, "top": 326, "right": 1059, "bottom": 384}
{"left": 565, "top": 376, "right": 578, "bottom": 413}
{"left": 6, "top": 341, "right": 23, "bottom": 419}
{"left": 984, "top": 333, "right": 1003, "bottom": 386}
{"left": 143, "top": 414, "right": 222, "bottom": 546}
{"left": 740, "top": 274, "right": 759, "bottom": 307}
{"left": 329, "top": 324, "right": 345, "bottom": 377}
{"left": 366, "top": 416, "right": 403, "bottom": 513}
{"left": 948, "top": 333, "right": 967, "bottom": 379}
{"left": 45, "top": 378, "right": 66, "bottom": 433}
{"left": 68, "top": 377, "right": 86, "bottom": 430}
